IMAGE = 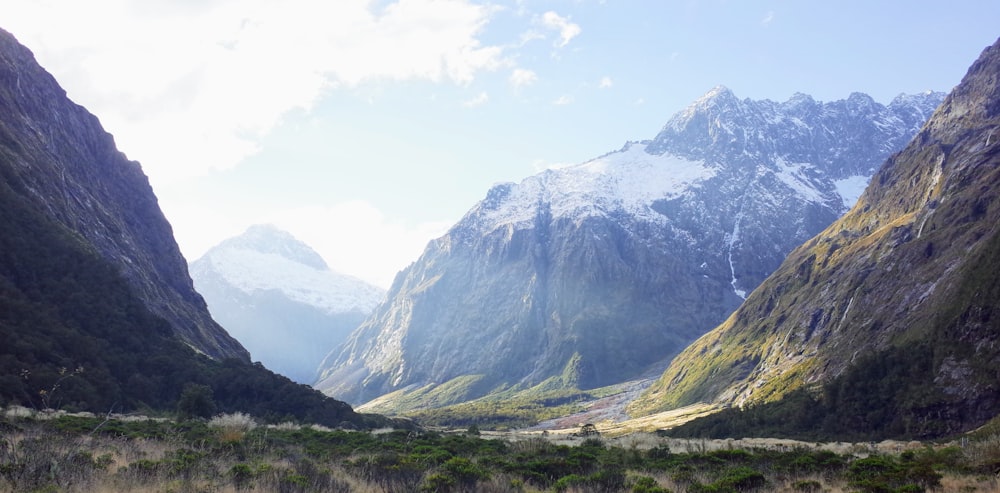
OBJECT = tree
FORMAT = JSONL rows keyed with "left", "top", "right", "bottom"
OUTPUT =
{"left": 176, "top": 383, "right": 215, "bottom": 419}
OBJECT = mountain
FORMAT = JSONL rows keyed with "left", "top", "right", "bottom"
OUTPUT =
{"left": 316, "top": 84, "right": 943, "bottom": 412}
{"left": 190, "top": 225, "right": 384, "bottom": 383}
{"left": 632, "top": 37, "right": 1000, "bottom": 439}
{"left": 0, "top": 28, "right": 384, "bottom": 427}
{"left": 0, "top": 30, "right": 245, "bottom": 361}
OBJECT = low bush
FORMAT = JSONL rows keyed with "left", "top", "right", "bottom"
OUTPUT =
{"left": 0, "top": 407, "right": 991, "bottom": 492}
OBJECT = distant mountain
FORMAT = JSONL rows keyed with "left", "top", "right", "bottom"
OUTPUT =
{"left": 634, "top": 37, "right": 1000, "bottom": 439}
{"left": 191, "top": 225, "right": 384, "bottom": 383}
{"left": 316, "top": 84, "right": 943, "bottom": 413}
{"left": 0, "top": 27, "right": 381, "bottom": 427}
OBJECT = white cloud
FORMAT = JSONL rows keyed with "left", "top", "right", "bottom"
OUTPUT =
{"left": 761, "top": 11, "right": 775, "bottom": 26}
{"left": 552, "top": 94, "right": 574, "bottom": 105}
{"left": 463, "top": 91, "right": 489, "bottom": 107}
{"left": 3, "top": 0, "right": 506, "bottom": 187}
{"left": 162, "top": 195, "right": 451, "bottom": 289}
{"left": 541, "top": 11, "right": 581, "bottom": 48}
{"left": 509, "top": 68, "right": 539, "bottom": 88}
{"left": 518, "top": 29, "right": 546, "bottom": 46}
{"left": 599, "top": 76, "right": 613, "bottom": 89}
{"left": 264, "top": 202, "right": 451, "bottom": 289}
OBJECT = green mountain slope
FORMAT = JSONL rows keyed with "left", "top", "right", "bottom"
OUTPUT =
{"left": 0, "top": 171, "right": 365, "bottom": 425}
{"left": 0, "top": 28, "right": 246, "bottom": 360}
{"left": 631, "top": 37, "right": 1000, "bottom": 439}
{"left": 0, "top": 28, "right": 384, "bottom": 427}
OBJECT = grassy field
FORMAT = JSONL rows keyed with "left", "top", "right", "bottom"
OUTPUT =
{"left": 2, "top": 406, "right": 999, "bottom": 492}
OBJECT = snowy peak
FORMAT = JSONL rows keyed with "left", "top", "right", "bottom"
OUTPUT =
{"left": 695, "top": 85, "right": 741, "bottom": 109}
{"left": 462, "top": 143, "right": 715, "bottom": 236}
{"left": 635, "top": 39, "right": 1000, "bottom": 436}
{"left": 192, "top": 225, "right": 384, "bottom": 315}
{"left": 459, "top": 89, "right": 944, "bottom": 240}
{"left": 317, "top": 86, "right": 943, "bottom": 410}
{"left": 217, "top": 224, "right": 329, "bottom": 271}
{"left": 845, "top": 91, "right": 877, "bottom": 115}
{"left": 889, "top": 90, "right": 947, "bottom": 128}
{"left": 649, "top": 88, "right": 944, "bottom": 175}
{"left": 653, "top": 86, "right": 747, "bottom": 157}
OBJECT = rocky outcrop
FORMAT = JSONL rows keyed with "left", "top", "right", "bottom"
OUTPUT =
{"left": 317, "top": 84, "right": 942, "bottom": 411}
{"left": 0, "top": 28, "right": 247, "bottom": 360}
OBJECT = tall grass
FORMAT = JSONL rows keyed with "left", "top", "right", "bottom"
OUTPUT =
{"left": 1, "top": 407, "right": 999, "bottom": 492}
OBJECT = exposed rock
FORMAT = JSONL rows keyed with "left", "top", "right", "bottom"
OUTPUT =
{"left": 0, "top": 28, "right": 247, "bottom": 360}
{"left": 317, "top": 83, "right": 942, "bottom": 411}
{"left": 634, "top": 37, "right": 1000, "bottom": 435}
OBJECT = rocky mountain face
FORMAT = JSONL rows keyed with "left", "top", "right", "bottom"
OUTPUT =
{"left": 0, "top": 28, "right": 379, "bottom": 427}
{"left": 316, "top": 85, "right": 943, "bottom": 410}
{"left": 190, "top": 225, "right": 384, "bottom": 383}
{"left": 632, "top": 37, "right": 1000, "bottom": 437}
{"left": 0, "top": 28, "right": 246, "bottom": 361}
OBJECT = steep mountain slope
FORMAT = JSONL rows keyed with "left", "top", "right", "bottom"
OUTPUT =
{"left": 0, "top": 28, "right": 381, "bottom": 427}
{"left": 191, "top": 225, "right": 384, "bottom": 383}
{"left": 0, "top": 28, "right": 245, "bottom": 360}
{"left": 317, "top": 86, "right": 942, "bottom": 411}
{"left": 633, "top": 37, "right": 1000, "bottom": 438}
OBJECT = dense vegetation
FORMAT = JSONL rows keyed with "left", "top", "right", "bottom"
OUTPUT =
{"left": 3, "top": 408, "right": 999, "bottom": 492}
{"left": 668, "top": 227, "right": 1000, "bottom": 442}
{"left": 664, "top": 342, "right": 949, "bottom": 441}
{"left": 0, "top": 167, "right": 388, "bottom": 429}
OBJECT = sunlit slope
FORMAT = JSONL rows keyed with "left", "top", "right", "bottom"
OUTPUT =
{"left": 632, "top": 37, "right": 1000, "bottom": 437}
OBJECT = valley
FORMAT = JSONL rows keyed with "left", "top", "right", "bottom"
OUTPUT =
{"left": 1, "top": 7, "right": 1000, "bottom": 492}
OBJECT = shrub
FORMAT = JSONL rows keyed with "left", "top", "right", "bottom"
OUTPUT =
{"left": 847, "top": 455, "right": 940, "bottom": 493}
{"left": 717, "top": 466, "right": 767, "bottom": 491}
{"left": 792, "top": 479, "right": 822, "bottom": 491}
{"left": 553, "top": 473, "right": 586, "bottom": 492}
{"left": 631, "top": 475, "right": 671, "bottom": 493}
{"left": 209, "top": 412, "right": 257, "bottom": 443}
{"left": 230, "top": 463, "right": 255, "bottom": 490}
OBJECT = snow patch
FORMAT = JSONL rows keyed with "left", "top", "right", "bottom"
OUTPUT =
{"left": 727, "top": 200, "right": 748, "bottom": 300}
{"left": 773, "top": 158, "right": 826, "bottom": 204}
{"left": 206, "top": 248, "right": 384, "bottom": 314}
{"left": 475, "top": 143, "right": 716, "bottom": 231}
{"left": 833, "top": 175, "right": 870, "bottom": 209}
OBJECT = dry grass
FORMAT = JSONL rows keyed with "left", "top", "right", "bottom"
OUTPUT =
{"left": 3, "top": 405, "right": 1000, "bottom": 493}
{"left": 208, "top": 411, "right": 258, "bottom": 443}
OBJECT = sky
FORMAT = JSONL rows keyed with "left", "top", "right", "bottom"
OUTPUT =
{"left": 3, "top": 1, "right": 1000, "bottom": 288}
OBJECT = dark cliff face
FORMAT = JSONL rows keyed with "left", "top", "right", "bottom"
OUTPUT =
{"left": 0, "top": 29, "right": 376, "bottom": 427}
{"left": 317, "top": 84, "right": 942, "bottom": 411}
{"left": 635, "top": 37, "right": 1000, "bottom": 436}
{"left": 0, "top": 29, "right": 247, "bottom": 361}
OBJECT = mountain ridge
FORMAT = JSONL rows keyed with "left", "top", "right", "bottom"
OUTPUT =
{"left": 316, "top": 86, "right": 943, "bottom": 415}
{"left": 632, "top": 37, "right": 1000, "bottom": 438}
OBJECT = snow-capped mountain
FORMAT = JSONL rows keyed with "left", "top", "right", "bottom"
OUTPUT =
{"left": 633, "top": 38, "right": 1000, "bottom": 438}
{"left": 315, "top": 87, "right": 943, "bottom": 410}
{"left": 191, "top": 225, "right": 384, "bottom": 383}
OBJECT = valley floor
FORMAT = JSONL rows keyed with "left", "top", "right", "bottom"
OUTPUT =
{"left": 2, "top": 406, "right": 999, "bottom": 492}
